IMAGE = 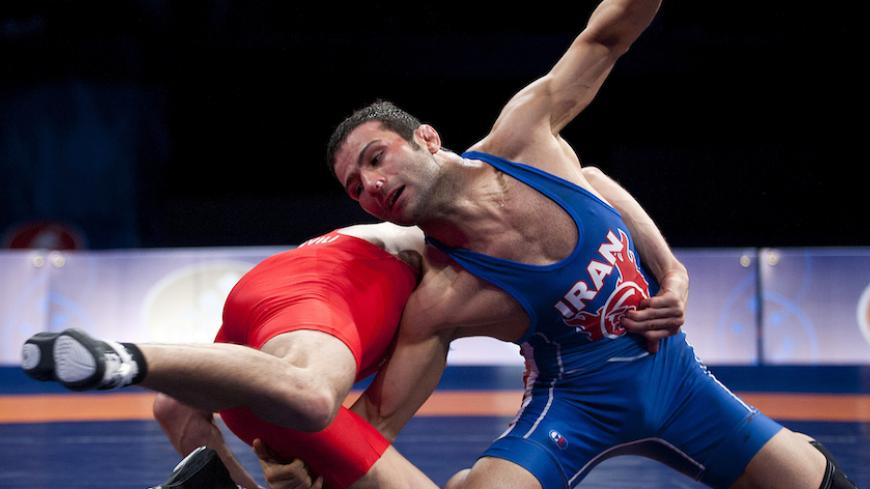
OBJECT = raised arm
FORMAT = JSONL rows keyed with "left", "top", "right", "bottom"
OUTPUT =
{"left": 485, "top": 0, "right": 661, "bottom": 148}
{"left": 582, "top": 166, "right": 688, "bottom": 352}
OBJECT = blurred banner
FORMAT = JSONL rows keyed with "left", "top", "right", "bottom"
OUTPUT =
{"left": 1, "top": 248, "right": 869, "bottom": 366}
{"left": 0, "top": 248, "right": 281, "bottom": 365}
{"left": 761, "top": 248, "right": 870, "bottom": 364}
{"left": 0, "top": 252, "right": 50, "bottom": 366}
{"left": 677, "top": 249, "right": 760, "bottom": 365}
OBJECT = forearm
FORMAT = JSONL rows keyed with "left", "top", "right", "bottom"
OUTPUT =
{"left": 580, "top": 0, "right": 662, "bottom": 54}
{"left": 349, "top": 331, "right": 451, "bottom": 441}
{"left": 582, "top": 167, "right": 685, "bottom": 282}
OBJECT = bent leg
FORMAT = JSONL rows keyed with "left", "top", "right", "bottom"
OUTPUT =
{"left": 444, "top": 469, "right": 471, "bottom": 489}
{"left": 225, "top": 404, "right": 397, "bottom": 489}
{"left": 153, "top": 394, "right": 261, "bottom": 489}
{"left": 730, "top": 428, "right": 852, "bottom": 489}
{"left": 461, "top": 457, "right": 542, "bottom": 489}
{"left": 141, "top": 330, "right": 357, "bottom": 431}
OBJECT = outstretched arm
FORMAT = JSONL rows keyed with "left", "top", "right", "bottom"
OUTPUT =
{"left": 484, "top": 0, "right": 661, "bottom": 152}
{"left": 582, "top": 166, "right": 688, "bottom": 352}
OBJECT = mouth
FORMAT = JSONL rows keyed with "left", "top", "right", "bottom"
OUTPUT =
{"left": 387, "top": 185, "right": 405, "bottom": 211}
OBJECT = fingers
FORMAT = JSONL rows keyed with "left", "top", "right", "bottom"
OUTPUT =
{"left": 622, "top": 313, "right": 682, "bottom": 353}
{"left": 622, "top": 314, "right": 683, "bottom": 331}
{"left": 625, "top": 306, "right": 684, "bottom": 324}
{"left": 252, "top": 439, "right": 272, "bottom": 462}
{"left": 643, "top": 327, "right": 681, "bottom": 353}
{"left": 257, "top": 454, "right": 315, "bottom": 489}
{"left": 645, "top": 291, "right": 683, "bottom": 309}
{"left": 312, "top": 476, "right": 324, "bottom": 489}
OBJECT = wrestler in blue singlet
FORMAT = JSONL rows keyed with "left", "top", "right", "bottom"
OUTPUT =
{"left": 426, "top": 151, "right": 782, "bottom": 489}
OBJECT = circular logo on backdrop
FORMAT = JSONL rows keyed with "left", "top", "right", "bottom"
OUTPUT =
{"left": 857, "top": 283, "right": 870, "bottom": 347}
{"left": 3, "top": 221, "right": 86, "bottom": 250}
{"left": 141, "top": 261, "right": 254, "bottom": 343}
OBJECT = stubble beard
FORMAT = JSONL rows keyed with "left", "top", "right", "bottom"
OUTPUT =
{"left": 403, "top": 152, "right": 449, "bottom": 226}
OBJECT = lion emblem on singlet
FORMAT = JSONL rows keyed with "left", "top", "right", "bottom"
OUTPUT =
{"left": 554, "top": 229, "right": 651, "bottom": 341}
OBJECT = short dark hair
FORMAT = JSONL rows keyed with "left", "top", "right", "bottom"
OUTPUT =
{"left": 326, "top": 100, "right": 421, "bottom": 177}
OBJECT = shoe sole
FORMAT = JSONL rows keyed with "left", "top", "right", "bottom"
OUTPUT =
{"left": 53, "top": 329, "right": 105, "bottom": 390}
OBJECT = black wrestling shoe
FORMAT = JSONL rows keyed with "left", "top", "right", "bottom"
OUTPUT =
{"left": 150, "top": 446, "right": 238, "bottom": 489}
{"left": 51, "top": 328, "right": 143, "bottom": 391}
{"left": 21, "top": 332, "right": 60, "bottom": 381}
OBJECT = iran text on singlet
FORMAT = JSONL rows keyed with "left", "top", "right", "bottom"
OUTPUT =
{"left": 427, "top": 151, "right": 660, "bottom": 378}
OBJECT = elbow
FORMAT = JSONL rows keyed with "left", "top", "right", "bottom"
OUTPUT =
{"left": 596, "top": 37, "right": 632, "bottom": 58}
{"left": 580, "top": 1, "right": 654, "bottom": 57}
{"left": 666, "top": 259, "right": 689, "bottom": 279}
{"left": 672, "top": 265, "right": 689, "bottom": 287}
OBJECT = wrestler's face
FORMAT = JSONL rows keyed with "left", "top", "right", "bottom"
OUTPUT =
{"left": 334, "top": 121, "right": 440, "bottom": 225}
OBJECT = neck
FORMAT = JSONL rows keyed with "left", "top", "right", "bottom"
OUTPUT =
{"left": 419, "top": 154, "right": 510, "bottom": 249}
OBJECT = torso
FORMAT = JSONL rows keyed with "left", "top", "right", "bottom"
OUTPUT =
{"left": 376, "top": 132, "right": 644, "bottom": 351}
{"left": 403, "top": 134, "right": 603, "bottom": 343}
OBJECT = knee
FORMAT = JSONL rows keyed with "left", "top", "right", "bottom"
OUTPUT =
{"left": 445, "top": 468, "right": 471, "bottom": 489}
{"left": 152, "top": 393, "right": 184, "bottom": 423}
{"left": 303, "top": 385, "right": 343, "bottom": 431}
{"left": 275, "top": 383, "right": 340, "bottom": 432}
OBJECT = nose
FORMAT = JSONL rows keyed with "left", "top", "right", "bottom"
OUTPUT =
{"left": 361, "top": 170, "right": 385, "bottom": 195}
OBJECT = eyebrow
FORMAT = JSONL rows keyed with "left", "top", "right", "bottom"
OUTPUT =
{"left": 344, "top": 139, "right": 381, "bottom": 191}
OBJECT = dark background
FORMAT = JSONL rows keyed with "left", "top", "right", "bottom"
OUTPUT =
{"left": 1, "top": 1, "right": 865, "bottom": 249}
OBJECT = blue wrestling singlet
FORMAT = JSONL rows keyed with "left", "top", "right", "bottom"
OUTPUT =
{"left": 426, "top": 151, "right": 782, "bottom": 488}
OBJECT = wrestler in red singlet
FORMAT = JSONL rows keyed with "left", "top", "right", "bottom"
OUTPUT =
{"left": 214, "top": 229, "right": 417, "bottom": 489}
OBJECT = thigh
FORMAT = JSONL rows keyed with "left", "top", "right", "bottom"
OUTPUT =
{"left": 729, "top": 428, "right": 825, "bottom": 489}
{"left": 261, "top": 329, "right": 358, "bottom": 402}
{"left": 462, "top": 457, "right": 542, "bottom": 489}
{"left": 655, "top": 336, "right": 783, "bottom": 488}
{"left": 479, "top": 376, "right": 634, "bottom": 488}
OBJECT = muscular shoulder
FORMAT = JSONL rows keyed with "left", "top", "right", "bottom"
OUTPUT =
{"left": 467, "top": 130, "right": 585, "bottom": 187}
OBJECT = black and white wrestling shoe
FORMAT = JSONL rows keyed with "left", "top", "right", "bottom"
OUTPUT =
{"left": 21, "top": 328, "right": 147, "bottom": 390}
{"left": 150, "top": 446, "right": 238, "bottom": 489}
